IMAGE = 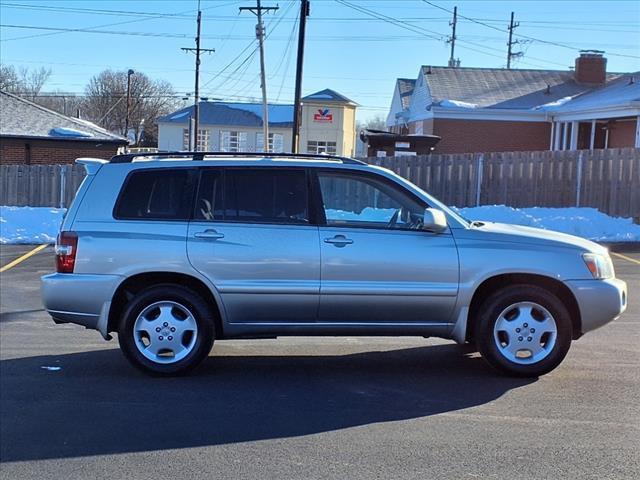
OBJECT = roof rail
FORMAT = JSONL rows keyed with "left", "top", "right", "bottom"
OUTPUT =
{"left": 109, "top": 151, "right": 367, "bottom": 165}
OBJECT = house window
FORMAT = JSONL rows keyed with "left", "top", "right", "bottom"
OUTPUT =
{"left": 182, "top": 128, "right": 189, "bottom": 150}
{"left": 220, "top": 131, "right": 248, "bottom": 152}
{"left": 307, "top": 141, "right": 337, "bottom": 155}
{"left": 182, "top": 128, "right": 210, "bottom": 151}
{"left": 256, "top": 133, "right": 284, "bottom": 152}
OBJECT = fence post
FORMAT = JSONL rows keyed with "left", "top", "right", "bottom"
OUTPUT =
{"left": 59, "top": 165, "right": 67, "bottom": 209}
{"left": 475, "top": 154, "right": 484, "bottom": 206}
{"left": 575, "top": 151, "right": 583, "bottom": 207}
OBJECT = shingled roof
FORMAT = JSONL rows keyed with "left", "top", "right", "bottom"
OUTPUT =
{"left": 0, "top": 91, "right": 126, "bottom": 143}
{"left": 419, "top": 66, "right": 621, "bottom": 110}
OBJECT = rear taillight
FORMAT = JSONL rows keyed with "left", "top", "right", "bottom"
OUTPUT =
{"left": 55, "top": 231, "right": 78, "bottom": 273}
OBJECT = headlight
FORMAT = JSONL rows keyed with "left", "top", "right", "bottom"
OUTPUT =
{"left": 582, "top": 253, "right": 614, "bottom": 279}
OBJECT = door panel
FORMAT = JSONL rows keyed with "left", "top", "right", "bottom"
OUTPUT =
{"left": 187, "top": 167, "right": 320, "bottom": 324}
{"left": 316, "top": 170, "right": 459, "bottom": 324}
{"left": 188, "top": 222, "right": 320, "bottom": 323}
{"left": 319, "top": 227, "right": 458, "bottom": 323}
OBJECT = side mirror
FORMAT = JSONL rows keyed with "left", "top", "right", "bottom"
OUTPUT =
{"left": 422, "top": 208, "right": 448, "bottom": 233}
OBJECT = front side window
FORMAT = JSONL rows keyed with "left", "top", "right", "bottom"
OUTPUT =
{"left": 307, "top": 140, "right": 337, "bottom": 155}
{"left": 196, "top": 169, "right": 309, "bottom": 225}
{"left": 220, "top": 131, "right": 248, "bottom": 152}
{"left": 115, "top": 169, "right": 194, "bottom": 220}
{"left": 318, "top": 172, "right": 426, "bottom": 230}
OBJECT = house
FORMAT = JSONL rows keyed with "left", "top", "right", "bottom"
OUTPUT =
{"left": 0, "top": 91, "right": 127, "bottom": 164}
{"left": 386, "top": 52, "right": 640, "bottom": 154}
{"left": 157, "top": 89, "right": 357, "bottom": 156}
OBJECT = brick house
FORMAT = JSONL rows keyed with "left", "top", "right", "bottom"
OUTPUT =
{"left": 0, "top": 91, "right": 126, "bottom": 165}
{"left": 386, "top": 52, "right": 640, "bottom": 154}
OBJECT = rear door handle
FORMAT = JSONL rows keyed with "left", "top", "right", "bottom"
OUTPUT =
{"left": 194, "top": 229, "right": 225, "bottom": 240}
{"left": 324, "top": 235, "right": 353, "bottom": 247}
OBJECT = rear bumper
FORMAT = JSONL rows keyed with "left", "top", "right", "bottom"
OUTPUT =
{"left": 41, "top": 273, "right": 123, "bottom": 338}
{"left": 565, "top": 277, "right": 627, "bottom": 335}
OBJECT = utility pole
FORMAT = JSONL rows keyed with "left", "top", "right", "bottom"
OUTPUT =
{"left": 447, "top": 6, "right": 457, "bottom": 68}
{"left": 506, "top": 11, "right": 522, "bottom": 69}
{"left": 182, "top": 2, "right": 215, "bottom": 151}
{"left": 124, "top": 69, "right": 134, "bottom": 153}
{"left": 240, "top": 0, "right": 279, "bottom": 153}
{"left": 292, "top": 0, "right": 310, "bottom": 153}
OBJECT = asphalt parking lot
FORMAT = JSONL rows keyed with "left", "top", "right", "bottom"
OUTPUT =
{"left": 1, "top": 245, "right": 639, "bottom": 480}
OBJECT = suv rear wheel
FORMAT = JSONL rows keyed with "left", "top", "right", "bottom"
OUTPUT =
{"left": 118, "top": 284, "right": 215, "bottom": 375}
{"left": 476, "top": 285, "right": 572, "bottom": 377}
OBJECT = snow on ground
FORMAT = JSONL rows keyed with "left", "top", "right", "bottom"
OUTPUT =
{"left": 0, "top": 205, "right": 638, "bottom": 244}
{"left": 456, "top": 205, "right": 640, "bottom": 243}
{"left": 0, "top": 206, "right": 66, "bottom": 244}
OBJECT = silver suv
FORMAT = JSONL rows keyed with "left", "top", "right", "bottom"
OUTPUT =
{"left": 41, "top": 152, "right": 627, "bottom": 377}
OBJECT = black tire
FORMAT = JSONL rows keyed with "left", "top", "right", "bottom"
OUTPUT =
{"left": 118, "top": 284, "right": 216, "bottom": 376}
{"left": 476, "top": 284, "right": 572, "bottom": 377}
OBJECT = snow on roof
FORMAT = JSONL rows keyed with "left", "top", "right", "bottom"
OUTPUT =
{"left": 420, "top": 66, "right": 621, "bottom": 110}
{"left": 50, "top": 127, "right": 94, "bottom": 138}
{"left": 438, "top": 99, "right": 479, "bottom": 109}
{"left": 549, "top": 74, "right": 640, "bottom": 113}
{"left": 532, "top": 96, "right": 574, "bottom": 111}
{"left": 0, "top": 91, "right": 126, "bottom": 143}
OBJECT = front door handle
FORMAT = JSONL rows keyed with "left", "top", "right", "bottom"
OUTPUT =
{"left": 324, "top": 235, "right": 353, "bottom": 247}
{"left": 194, "top": 229, "right": 225, "bottom": 240}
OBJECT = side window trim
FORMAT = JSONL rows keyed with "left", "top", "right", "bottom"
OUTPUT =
{"left": 193, "top": 167, "right": 314, "bottom": 227}
{"left": 313, "top": 168, "right": 429, "bottom": 231}
{"left": 113, "top": 167, "right": 197, "bottom": 222}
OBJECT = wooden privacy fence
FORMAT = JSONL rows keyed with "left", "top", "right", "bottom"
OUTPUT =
{"left": 367, "top": 148, "right": 639, "bottom": 219}
{"left": 0, "top": 148, "right": 638, "bottom": 218}
{"left": 0, "top": 164, "right": 86, "bottom": 208}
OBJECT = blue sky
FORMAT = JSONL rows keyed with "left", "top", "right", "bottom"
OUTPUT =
{"left": 1, "top": 0, "right": 639, "bottom": 121}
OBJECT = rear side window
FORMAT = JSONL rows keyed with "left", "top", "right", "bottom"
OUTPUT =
{"left": 195, "top": 169, "right": 309, "bottom": 224}
{"left": 115, "top": 169, "right": 194, "bottom": 220}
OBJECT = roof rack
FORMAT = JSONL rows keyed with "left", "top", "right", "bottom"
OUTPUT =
{"left": 109, "top": 151, "right": 367, "bottom": 165}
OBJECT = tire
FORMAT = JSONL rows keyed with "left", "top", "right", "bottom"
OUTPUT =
{"left": 476, "top": 284, "right": 572, "bottom": 377}
{"left": 118, "top": 284, "right": 216, "bottom": 376}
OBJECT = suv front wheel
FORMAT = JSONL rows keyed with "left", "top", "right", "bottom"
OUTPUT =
{"left": 118, "top": 284, "right": 215, "bottom": 375}
{"left": 476, "top": 285, "right": 572, "bottom": 377}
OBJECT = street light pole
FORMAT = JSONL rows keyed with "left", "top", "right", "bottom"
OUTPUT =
{"left": 124, "top": 69, "right": 134, "bottom": 152}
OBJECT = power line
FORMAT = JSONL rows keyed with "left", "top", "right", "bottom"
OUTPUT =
{"left": 421, "top": 1, "right": 640, "bottom": 60}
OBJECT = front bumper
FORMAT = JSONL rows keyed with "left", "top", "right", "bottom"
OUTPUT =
{"left": 565, "top": 277, "right": 627, "bottom": 335}
{"left": 41, "top": 273, "right": 123, "bottom": 338}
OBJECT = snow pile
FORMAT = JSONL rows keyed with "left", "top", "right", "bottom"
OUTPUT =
{"left": 0, "top": 206, "right": 66, "bottom": 244}
{"left": 325, "top": 207, "right": 396, "bottom": 222}
{"left": 438, "top": 99, "right": 479, "bottom": 109}
{"left": 456, "top": 205, "right": 640, "bottom": 242}
{"left": 1, "top": 205, "right": 638, "bottom": 244}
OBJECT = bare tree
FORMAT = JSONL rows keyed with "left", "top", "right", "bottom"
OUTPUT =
{"left": 82, "top": 70, "right": 179, "bottom": 146}
{"left": 0, "top": 65, "right": 51, "bottom": 98}
{"left": 357, "top": 114, "right": 387, "bottom": 132}
{"left": 0, "top": 65, "right": 21, "bottom": 92}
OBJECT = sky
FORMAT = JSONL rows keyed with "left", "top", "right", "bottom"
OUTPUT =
{"left": 1, "top": 0, "right": 639, "bottom": 122}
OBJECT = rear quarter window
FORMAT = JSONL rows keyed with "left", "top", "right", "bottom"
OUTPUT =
{"left": 114, "top": 169, "right": 195, "bottom": 220}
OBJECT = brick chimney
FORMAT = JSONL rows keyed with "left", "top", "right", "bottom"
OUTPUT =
{"left": 575, "top": 50, "right": 607, "bottom": 85}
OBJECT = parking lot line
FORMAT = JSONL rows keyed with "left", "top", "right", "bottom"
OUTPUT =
{"left": 0, "top": 244, "right": 49, "bottom": 273}
{"left": 611, "top": 252, "right": 640, "bottom": 266}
